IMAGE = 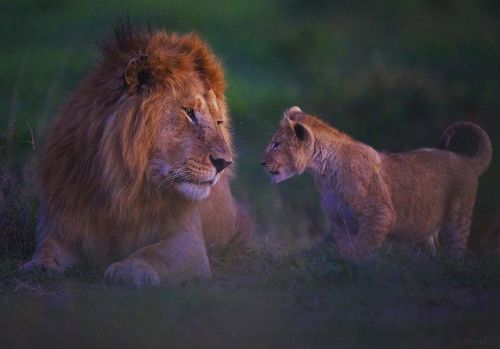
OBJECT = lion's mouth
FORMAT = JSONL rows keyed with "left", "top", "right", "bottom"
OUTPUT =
{"left": 172, "top": 173, "right": 220, "bottom": 187}
{"left": 175, "top": 180, "right": 215, "bottom": 201}
{"left": 188, "top": 179, "right": 215, "bottom": 186}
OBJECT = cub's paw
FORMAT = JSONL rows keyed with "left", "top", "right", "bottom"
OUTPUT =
{"left": 104, "top": 259, "right": 160, "bottom": 289}
{"left": 337, "top": 244, "right": 369, "bottom": 263}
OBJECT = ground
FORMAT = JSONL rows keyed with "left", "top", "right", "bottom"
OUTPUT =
{"left": 1, "top": 243, "right": 499, "bottom": 348}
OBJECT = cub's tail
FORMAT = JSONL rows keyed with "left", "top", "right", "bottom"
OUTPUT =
{"left": 439, "top": 122, "right": 492, "bottom": 176}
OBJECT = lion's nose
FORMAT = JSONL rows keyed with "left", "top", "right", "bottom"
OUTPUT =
{"left": 210, "top": 155, "right": 232, "bottom": 173}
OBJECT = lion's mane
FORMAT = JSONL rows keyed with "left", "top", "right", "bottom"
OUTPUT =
{"left": 39, "top": 23, "right": 231, "bottom": 260}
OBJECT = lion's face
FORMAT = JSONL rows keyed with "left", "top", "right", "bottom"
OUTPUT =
{"left": 150, "top": 85, "right": 232, "bottom": 201}
{"left": 261, "top": 107, "right": 313, "bottom": 183}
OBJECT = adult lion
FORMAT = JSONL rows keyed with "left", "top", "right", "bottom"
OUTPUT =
{"left": 21, "top": 24, "right": 253, "bottom": 288}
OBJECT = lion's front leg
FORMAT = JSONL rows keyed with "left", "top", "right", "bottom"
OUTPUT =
{"left": 104, "top": 230, "right": 211, "bottom": 289}
{"left": 20, "top": 235, "right": 77, "bottom": 274}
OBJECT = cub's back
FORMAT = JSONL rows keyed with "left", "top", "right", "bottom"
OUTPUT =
{"left": 382, "top": 148, "right": 478, "bottom": 187}
{"left": 380, "top": 148, "right": 478, "bottom": 234}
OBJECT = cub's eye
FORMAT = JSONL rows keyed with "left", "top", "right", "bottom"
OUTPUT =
{"left": 217, "top": 120, "right": 224, "bottom": 126}
{"left": 183, "top": 108, "right": 197, "bottom": 124}
{"left": 271, "top": 141, "right": 280, "bottom": 151}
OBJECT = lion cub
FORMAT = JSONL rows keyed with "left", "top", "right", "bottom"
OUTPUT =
{"left": 261, "top": 106, "right": 492, "bottom": 260}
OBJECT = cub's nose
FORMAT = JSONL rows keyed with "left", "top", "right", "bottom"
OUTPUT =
{"left": 260, "top": 161, "right": 267, "bottom": 167}
{"left": 210, "top": 155, "right": 232, "bottom": 173}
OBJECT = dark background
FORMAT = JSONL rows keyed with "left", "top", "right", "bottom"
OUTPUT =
{"left": 1, "top": 0, "right": 499, "bottom": 250}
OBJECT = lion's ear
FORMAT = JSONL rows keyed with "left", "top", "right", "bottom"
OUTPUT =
{"left": 205, "top": 89, "right": 219, "bottom": 111}
{"left": 205, "top": 88, "right": 216, "bottom": 101}
{"left": 124, "top": 54, "right": 151, "bottom": 93}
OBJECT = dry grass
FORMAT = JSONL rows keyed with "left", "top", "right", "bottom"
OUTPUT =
{"left": 0, "top": 164, "right": 36, "bottom": 263}
{"left": 1, "top": 240, "right": 500, "bottom": 348}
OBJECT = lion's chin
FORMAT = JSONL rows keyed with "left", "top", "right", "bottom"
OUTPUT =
{"left": 175, "top": 182, "right": 212, "bottom": 201}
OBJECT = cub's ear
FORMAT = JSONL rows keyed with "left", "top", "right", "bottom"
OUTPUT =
{"left": 284, "top": 106, "right": 303, "bottom": 121}
{"left": 288, "top": 106, "right": 302, "bottom": 114}
{"left": 293, "top": 122, "right": 311, "bottom": 142}
{"left": 124, "top": 54, "right": 151, "bottom": 93}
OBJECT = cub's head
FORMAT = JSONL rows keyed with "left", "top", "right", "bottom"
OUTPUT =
{"left": 261, "top": 106, "right": 314, "bottom": 183}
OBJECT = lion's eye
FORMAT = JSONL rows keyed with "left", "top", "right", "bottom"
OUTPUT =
{"left": 217, "top": 120, "right": 223, "bottom": 126}
{"left": 183, "top": 108, "right": 197, "bottom": 124}
{"left": 271, "top": 142, "right": 280, "bottom": 150}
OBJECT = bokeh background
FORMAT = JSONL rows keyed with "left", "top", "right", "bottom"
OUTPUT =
{"left": 1, "top": 0, "right": 499, "bottom": 251}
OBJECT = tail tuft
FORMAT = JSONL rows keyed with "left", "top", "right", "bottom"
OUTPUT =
{"left": 439, "top": 122, "right": 492, "bottom": 176}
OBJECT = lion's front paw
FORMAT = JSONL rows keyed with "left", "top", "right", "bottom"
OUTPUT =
{"left": 19, "top": 260, "right": 42, "bottom": 273}
{"left": 104, "top": 259, "right": 160, "bottom": 289}
{"left": 19, "top": 258, "right": 62, "bottom": 274}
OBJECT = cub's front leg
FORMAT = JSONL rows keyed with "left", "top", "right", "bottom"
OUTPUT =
{"left": 104, "top": 229, "right": 211, "bottom": 289}
{"left": 336, "top": 200, "right": 395, "bottom": 261}
{"left": 327, "top": 212, "right": 358, "bottom": 260}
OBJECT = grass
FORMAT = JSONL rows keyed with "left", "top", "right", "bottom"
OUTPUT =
{"left": 0, "top": 165, "right": 36, "bottom": 262}
{"left": 1, "top": 243, "right": 500, "bottom": 348}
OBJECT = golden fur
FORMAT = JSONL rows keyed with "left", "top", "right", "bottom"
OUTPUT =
{"left": 21, "top": 24, "right": 253, "bottom": 287}
{"left": 262, "top": 106, "right": 492, "bottom": 260}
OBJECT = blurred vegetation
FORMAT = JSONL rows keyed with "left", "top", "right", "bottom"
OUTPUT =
{"left": 0, "top": 0, "right": 499, "bottom": 250}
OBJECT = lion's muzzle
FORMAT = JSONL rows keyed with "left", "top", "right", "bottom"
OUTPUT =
{"left": 209, "top": 155, "right": 232, "bottom": 173}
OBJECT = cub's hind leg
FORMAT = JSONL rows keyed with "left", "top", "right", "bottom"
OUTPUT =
{"left": 440, "top": 197, "right": 475, "bottom": 256}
